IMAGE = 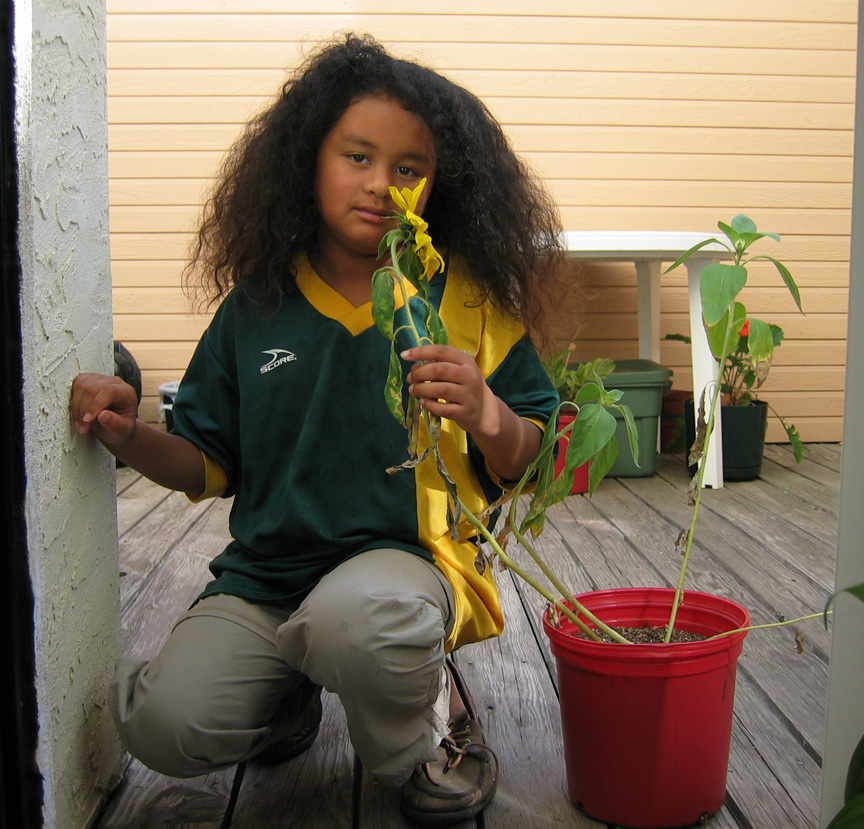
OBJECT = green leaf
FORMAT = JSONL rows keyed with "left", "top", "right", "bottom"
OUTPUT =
{"left": 615, "top": 403, "right": 641, "bottom": 467}
{"left": 827, "top": 792, "right": 864, "bottom": 829}
{"left": 574, "top": 381, "right": 603, "bottom": 404}
{"left": 748, "top": 254, "right": 803, "bottom": 313}
{"left": 384, "top": 343, "right": 405, "bottom": 424}
{"left": 730, "top": 214, "right": 758, "bottom": 234}
{"left": 846, "top": 734, "right": 864, "bottom": 804}
{"left": 564, "top": 405, "right": 618, "bottom": 470}
{"left": 717, "top": 221, "right": 741, "bottom": 251}
{"left": 587, "top": 438, "right": 618, "bottom": 493}
{"left": 400, "top": 248, "right": 424, "bottom": 290}
{"left": 824, "top": 581, "right": 864, "bottom": 627}
{"left": 371, "top": 269, "right": 396, "bottom": 341}
{"left": 843, "top": 737, "right": 864, "bottom": 802}
{"left": 434, "top": 446, "right": 461, "bottom": 539}
{"left": 663, "top": 238, "right": 729, "bottom": 274}
{"left": 746, "top": 317, "right": 775, "bottom": 365}
{"left": 786, "top": 422, "right": 804, "bottom": 463}
{"left": 706, "top": 302, "right": 746, "bottom": 360}
{"left": 737, "top": 230, "right": 780, "bottom": 248}
{"left": 424, "top": 304, "right": 449, "bottom": 346}
{"left": 700, "top": 263, "right": 748, "bottom": 325}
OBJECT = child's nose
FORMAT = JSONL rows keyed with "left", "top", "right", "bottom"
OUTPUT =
{"left": 364, "top": 167, "right": 392, "bottom": 199}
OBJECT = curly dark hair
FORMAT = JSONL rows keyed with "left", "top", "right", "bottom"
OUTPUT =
{"left": 185, "top": 33, "right": 562, "bottom": 329}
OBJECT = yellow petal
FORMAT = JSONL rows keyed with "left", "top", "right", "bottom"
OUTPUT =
{"left": 389, "top": 178, "right": 427, "bottom": 214}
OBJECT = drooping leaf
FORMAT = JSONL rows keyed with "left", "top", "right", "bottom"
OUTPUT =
{"left": 377, "top": 228, "right": 402, "bottom": 260}
{"left": 786, "top": 422, "right": 804, "bottom": 463}
{"left": 406, "top": 395, "right": 421, "bottom": 452}
{"left": 824, "top": 581, "right": 864, "bottom": 627}
{"left": 615, "top": 403, "right": 641, "bottom": 468}
{"left": 562, "top": 405, "right": 618, "bottom": 470}
{"left": 371, "top": 269, "right": 396, "bottom": 341}
{"left": 435, "top": 447, "right": 462, "bottom": 539}
{"left": 746, "top": 317, "right": 775, "bottom": 365}
{"left": 748, "top": 254, "right": 803, "bottom": 312}
{"left": 700, "top": 263, "right": 748, "bottom": 326}
{"left": 587, "top": 438, "right": 618, "bottom": 493}
{"left": 425, "top": 304, "right": 449, "bottom": 346}
{"left": 688, "top": 391, "right": 708, "bottom": 468}
{"left": 384, "top": 343, "right": 405, "bottom": 424}
{"left": 386, "top": 446, "right": 434, "bottom": 474}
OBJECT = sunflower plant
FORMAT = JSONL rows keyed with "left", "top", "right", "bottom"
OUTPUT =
{"left": 370, "top": 178, "right": 642, "bottom": 643}
{"left": 372, "top": 198, "right": 827, "bottom": 647}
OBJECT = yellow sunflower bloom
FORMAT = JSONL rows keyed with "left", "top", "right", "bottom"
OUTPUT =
{"left": 388, "top": 178, "right": 445, "bottom": 279}
{"left": 414, "top": 223, "right": 445, "bottom": 279}
{"left": 390, "top": 178, "right": 426, "bottom": 215}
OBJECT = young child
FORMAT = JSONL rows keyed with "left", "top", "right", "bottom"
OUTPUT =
{"left": 71, "top": 34, "right": 561, "bottom": 825}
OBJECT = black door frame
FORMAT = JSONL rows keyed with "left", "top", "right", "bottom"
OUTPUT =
{"left": 1, "top": 2, "right": 43, "bottom": 826}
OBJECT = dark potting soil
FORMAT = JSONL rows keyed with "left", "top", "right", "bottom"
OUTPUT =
{"left": 582, "top": 625, "right": 707, "bottom": 644}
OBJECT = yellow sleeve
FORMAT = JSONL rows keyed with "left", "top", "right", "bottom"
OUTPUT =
{"left": 186, "top": 451, "right": 229, "bottom": 502}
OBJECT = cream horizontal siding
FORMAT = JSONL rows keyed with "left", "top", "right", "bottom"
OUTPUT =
{"left": 106, "top": 1, "right": 855, "bottom": 443}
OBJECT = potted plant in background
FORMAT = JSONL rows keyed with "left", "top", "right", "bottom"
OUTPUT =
{"left": 373, "top": 201, "right": 820, "bottom": 828}
{"left": 666, "top": 323, "right": 803, "bottom": 478}
{"left": 541, "top": 349, "right": 616, "bottom": 494}
{"left": 665, "top": 220, "right": 804, "bottom": 478}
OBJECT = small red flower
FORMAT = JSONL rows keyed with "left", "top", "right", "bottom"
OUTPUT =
{"left": 739, "top": 320, "right": 750, "bottom": 337}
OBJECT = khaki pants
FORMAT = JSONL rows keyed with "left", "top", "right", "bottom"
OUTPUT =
{"left": 110, "top": 549, "right": 455, "bottom": 786}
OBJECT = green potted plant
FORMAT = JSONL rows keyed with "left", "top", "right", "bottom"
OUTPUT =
{"left": 372, "top": 200, "right": 821, "bottom": 827}
{"left": 664, "top": 219, "right": 804, "bottom": 478}
{"left": 541, "top": 350, "right": 616, "bottom": 494}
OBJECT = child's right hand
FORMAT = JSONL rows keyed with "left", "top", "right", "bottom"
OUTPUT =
{"left": 70, "top": 373, "right": 140, "bottom": 450}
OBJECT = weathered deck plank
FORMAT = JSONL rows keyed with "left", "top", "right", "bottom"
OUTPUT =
{"left": 95, "top": 447, "right": 839, "bottom": 828}
{"left": 230, "top": 694, "right": 355, "bottom": 829}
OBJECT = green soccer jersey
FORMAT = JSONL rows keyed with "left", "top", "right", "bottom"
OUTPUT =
{"left": 171, "top": 255, "right": 558, "bottom": 649}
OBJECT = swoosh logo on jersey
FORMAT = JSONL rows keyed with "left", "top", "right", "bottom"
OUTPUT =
{"left": 260, "top": 348, "right": 297, "bottom": 374}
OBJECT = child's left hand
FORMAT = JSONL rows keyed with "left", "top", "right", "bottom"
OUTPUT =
{"left": 401, "top": 344, "right": 544, "bottom": 483}
{"left": 402, "top": 344, "right": 497, "bottom": 437}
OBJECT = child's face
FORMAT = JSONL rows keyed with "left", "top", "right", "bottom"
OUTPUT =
{"left": 314, "top": 95, "right": 436, "bottom": 267}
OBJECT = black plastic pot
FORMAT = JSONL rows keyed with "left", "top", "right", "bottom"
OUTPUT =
{"left": 684, "top": 398, "right": 768, "bottom": 481}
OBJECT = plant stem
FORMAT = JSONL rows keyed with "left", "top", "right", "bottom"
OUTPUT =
{"left": 459, "top": 500, "right": 633, "bottom": 644}
{"left": 665, "top": 314, "right": 736, "bottom": 642}
{"left": 390, "top": 238, "right": 426, "bottom": 348}
{"left": 706, "top": 611, "right": 828, "bottom": 640}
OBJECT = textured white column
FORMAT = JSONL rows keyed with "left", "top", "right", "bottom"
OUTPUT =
{"left": 15, "top": 0, "right": 124, "bottom": 825}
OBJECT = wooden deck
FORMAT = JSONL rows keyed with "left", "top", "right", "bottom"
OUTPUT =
{"left": 94, "top": 444, "right": 840, "bottom": 829}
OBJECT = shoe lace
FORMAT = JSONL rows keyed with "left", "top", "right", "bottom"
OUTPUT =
{"left": 421, "top": 718, "right": 498, "bottom": 785}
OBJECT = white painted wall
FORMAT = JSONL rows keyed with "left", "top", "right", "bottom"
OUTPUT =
{"left": 820, "top": 0, "right": 864, "bottom": 823}
{"left": 15, "top": 0, "right": 124, "bottom": 826}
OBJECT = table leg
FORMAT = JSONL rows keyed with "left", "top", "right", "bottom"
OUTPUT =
{"left": 635, "top": 261, "right": 661, "bottom": 363}
{"left": 686, "top": 257, "right": 724, "bottom": 488}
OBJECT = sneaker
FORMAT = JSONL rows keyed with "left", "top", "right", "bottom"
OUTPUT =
{"left": 254, "top": 680, "right": 323, "bottom": 765}
{"left": 400, "top": 658, "right": 498, "bottom": 825}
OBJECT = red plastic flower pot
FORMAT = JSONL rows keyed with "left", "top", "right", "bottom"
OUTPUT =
{"left": 553, "top": 412, "right": 590, "bottom": 494}
{"left": 543, "top": 588, "right": 749, "bottom": 828}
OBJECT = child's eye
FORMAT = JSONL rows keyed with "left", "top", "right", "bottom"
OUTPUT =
{"left": 348, "top": 153, "right": 369, "bottom": 164}
{"left": 396, "top": 165, "right": 419, "bottom": 178}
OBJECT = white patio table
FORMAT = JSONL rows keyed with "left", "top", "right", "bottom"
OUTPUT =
{"left": 560, "top": 231, "right": 733, "bottom": 488}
